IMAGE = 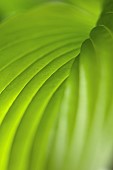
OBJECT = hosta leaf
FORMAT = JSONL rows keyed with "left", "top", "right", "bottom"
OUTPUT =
{"left": 0, "top": 0, "right": 104, "bottom": 20}
{"left": 54, "top": 28, "right": 113, "bottom": 170}
{"left": 0, "top": 2, "right": 99, "bottom": 170}
{"left": 0, "top": 1, "right": 113, "bottom": 170}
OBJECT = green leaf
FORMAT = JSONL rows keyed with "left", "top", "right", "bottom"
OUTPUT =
{"left": 50, "top": 24, "right": 113, "bottom": 170}
{"left": 0, "top": 0, "right": 104, "bottom": 20}
{"left": 0, "top": 1, "right": 113, "bottom": 170}
{"left": 0, "top": 2, "right": 99, "bottom": 170}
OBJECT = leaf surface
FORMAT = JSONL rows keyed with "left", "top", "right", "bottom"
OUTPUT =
{"left": 0, "top": 1, "right": 113, "bottom": 170}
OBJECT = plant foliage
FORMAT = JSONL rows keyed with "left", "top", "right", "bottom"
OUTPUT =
{"left": 0, "top": 0, "right": 113, "bottom": 170}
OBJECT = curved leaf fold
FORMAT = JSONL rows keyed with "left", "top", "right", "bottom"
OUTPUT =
{"left": 0, "top": 1, "right": 113, "bottom": 170}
